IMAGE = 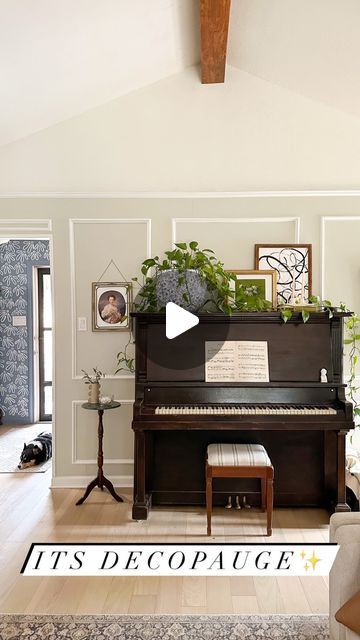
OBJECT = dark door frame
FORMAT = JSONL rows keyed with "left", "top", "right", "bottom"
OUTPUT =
{"left": 37, "top": 267, "right": 52, "bottom": 422}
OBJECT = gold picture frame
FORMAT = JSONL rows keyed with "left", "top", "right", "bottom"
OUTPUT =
{"left": 227, "top": 269, "right": 277, "bottom": 309}
{"left": 92, "top": 282, "right": 132, "bottom": 331}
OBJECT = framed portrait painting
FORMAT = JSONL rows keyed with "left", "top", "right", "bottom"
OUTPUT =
{"left": 255, "top": 244, "right": 312, "bottom": 306}
{"left": 227, "top": 270, "right": 277, "bottom": 309}
{"left": 92, "top": 282, "right": 132, "bottom": 331}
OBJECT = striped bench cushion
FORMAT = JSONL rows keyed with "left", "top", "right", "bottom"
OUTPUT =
{"left": 207, "top": 443, "right": 272, "bottom": 467}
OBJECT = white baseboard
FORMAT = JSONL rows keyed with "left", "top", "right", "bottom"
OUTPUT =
{"left": 51, "top": 475, "right": 133, "bottom": 489}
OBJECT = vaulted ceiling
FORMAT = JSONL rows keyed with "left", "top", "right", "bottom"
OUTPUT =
{"left": 1, "top": 0, "right": 359, "bottom": 147}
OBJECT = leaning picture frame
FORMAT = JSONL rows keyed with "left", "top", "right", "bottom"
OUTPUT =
{"left": 227, "top": 270, "right": 277, "bottom": 309}
{"left": 254, "top": 244, "right": 312, "bottom": 306}
{"left": 92, "top": 282, "right": 132, "bottom": 331}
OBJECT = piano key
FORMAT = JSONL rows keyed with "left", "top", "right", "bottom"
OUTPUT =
{"left": 154, "top": 405, "right": 339, "bottom": 416}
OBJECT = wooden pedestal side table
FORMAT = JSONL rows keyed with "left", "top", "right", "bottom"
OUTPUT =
{"left": 75, "top": 401, "right": 123, "bottom": 506}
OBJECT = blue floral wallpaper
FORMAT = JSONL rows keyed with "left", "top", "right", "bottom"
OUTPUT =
{"left": 0, "top": 240, "right": 50, "bottom": 423}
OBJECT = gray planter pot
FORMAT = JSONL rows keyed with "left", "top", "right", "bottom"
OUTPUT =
{"left": 156, "top": 269, "right": 209, "bottom": 312}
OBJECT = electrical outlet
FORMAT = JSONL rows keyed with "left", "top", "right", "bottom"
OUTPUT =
{"left": 78, "top": 317, "right": 87, "bottom": 331}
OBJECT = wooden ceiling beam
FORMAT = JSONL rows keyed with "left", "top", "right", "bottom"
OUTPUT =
{"left": 200, "top": 0, "right": 231, "bottom": 84}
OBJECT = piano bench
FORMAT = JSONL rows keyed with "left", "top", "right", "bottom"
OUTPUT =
{"left": 206, "top": 443, "right": 274, "bottom": 536}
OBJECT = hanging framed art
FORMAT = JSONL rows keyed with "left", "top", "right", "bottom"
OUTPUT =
{"left": 254, "top": 244, "right": 312, "bottom": 306}
{"left": 92, "top": 282, "right": 132, "bottom": 331}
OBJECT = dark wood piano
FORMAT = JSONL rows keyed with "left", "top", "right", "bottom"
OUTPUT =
{"left": 131, "top": 311, "right": 354, "bottom": 520}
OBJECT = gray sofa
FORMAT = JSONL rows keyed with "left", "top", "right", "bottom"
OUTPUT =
{"left": 329, "top": 512, "right": 360, "bottom": 640}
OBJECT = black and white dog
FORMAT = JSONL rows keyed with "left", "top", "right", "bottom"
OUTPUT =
{"left": 18, "top": 432, "right": 52, "bottom": 469}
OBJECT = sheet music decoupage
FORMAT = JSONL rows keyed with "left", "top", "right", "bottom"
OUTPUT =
{"left": 205, "top": 340, "right": 269, "bottom": 382}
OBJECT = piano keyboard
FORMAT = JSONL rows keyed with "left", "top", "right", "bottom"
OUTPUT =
{"left": 155, "top": 405, "right": 338, "bottom": 416}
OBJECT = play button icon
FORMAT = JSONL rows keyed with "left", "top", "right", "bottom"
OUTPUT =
{"left": 166, "top": 302, "right": 199, "bottom": 339}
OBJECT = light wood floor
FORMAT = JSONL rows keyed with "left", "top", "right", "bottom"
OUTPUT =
{"left": 0, "top": 469, "right": 330, "bottom": 615}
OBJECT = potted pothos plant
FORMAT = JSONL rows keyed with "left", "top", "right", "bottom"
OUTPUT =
{"left": 133, "top": 241, "right": 234, "bottom": 314}
{"left": 133, "top": 241, "right": 272, "bottom": 314}
{"left": 116, "top": 241, "right": 272, "bottom": 373}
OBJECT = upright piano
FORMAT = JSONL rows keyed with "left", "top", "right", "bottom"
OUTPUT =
{"left": 131, "top": 311, "right": 354, "bottom": 520}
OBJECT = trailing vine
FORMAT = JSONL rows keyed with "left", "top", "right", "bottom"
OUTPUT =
{"left": 115, "top": 333, "right": 135, "bottom": 374}
{"left": 343, "top": 311, "right": 360, "bottom": 426}
{"left": 279, "top": 295, "right": 333, "bottom": 324}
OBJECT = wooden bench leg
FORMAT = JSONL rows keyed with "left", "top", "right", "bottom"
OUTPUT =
{"left": 206, "top": 475, "right": 212, "bottom": 536}
{"left": 261, "top": 477, "right": 266, "bottom": 512}
{"left": 266, "top": 476, "right": 273, "bottom": 536}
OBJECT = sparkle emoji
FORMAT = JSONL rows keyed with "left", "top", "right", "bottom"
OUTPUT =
{"left": 308, "top": 551, "right": 321, "bottom": 571}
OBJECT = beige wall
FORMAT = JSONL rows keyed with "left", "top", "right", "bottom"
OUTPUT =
{"left": 0, "top": 196, "right": 359, "bottom": 486}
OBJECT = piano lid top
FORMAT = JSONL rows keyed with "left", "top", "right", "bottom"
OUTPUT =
{"left": 131, "top": 310, "right": 352, "bottom": 323}
{"left": 133, "top": 309, "right": 349, "bottom": 384}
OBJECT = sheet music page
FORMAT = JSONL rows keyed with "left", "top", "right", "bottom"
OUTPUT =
{"left": 205, "top": 341, "right": 269, "bottom": 382}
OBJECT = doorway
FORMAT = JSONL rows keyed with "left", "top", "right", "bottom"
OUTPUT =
{"left": 0, "top": 238, "right": 53, "bottom": 474}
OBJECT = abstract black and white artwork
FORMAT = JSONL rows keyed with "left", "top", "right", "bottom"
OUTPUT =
{"left": 255, "top": 244, "right": 312, "bottom": 306}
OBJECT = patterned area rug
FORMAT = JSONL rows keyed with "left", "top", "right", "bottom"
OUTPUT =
{"left": 0, "top": 614, "right": 329, "bottom": 639}
{"left": 0, "top": 424, "right": 52, "bottom": 473}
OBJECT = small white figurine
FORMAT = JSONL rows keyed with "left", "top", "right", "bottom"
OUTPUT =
{"left": 320, "top": 368, "right": 328, "bottom": 383}
{"left": 225, "top": 496, "right": 232, "bottom": 509}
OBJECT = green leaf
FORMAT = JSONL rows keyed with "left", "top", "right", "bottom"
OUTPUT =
{"left": 302, "top": 310, "right": 310, "bottom": 323}
{"left": 189, "top": 241, "right": 198, "bottom": 250}
{"left": 175, "top": 242, "right": 187, "bottom": 250}
{"left": 281, "top": 309, "right": 292, "bottom": 323}
{"left": 142, "top": 258, "right": 156, "bottom": 267}
{"left": 344, "top": 339, "right": 354, "bottom": 344}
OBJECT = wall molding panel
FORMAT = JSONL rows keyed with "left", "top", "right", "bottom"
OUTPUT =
{"left": 71, "top": 399, "right": 134, "bottom": 465}
{"left": 172, "top": 216, "right": 301, "bottom": 246}
{"left": 321, "top": 216, "right": 360, "bottom": 300}
{"left": 69, "top": 218, "right": 151, "bottom": 380}
{"left": 3, "top": 190, "right": 360, "bottom": 199}
{"left": 0, "top": 218, "right": 52, "bottom": 233}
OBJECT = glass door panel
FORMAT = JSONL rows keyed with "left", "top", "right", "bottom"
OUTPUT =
{"left": 38, "top": 268, "right": 52, "bottom": 421}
